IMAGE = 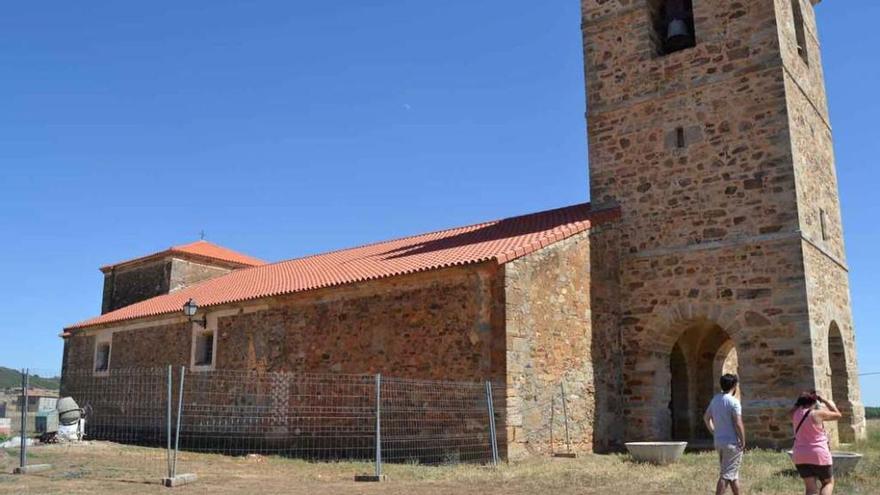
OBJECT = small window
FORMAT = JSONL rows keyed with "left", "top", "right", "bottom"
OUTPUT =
{"left": 676, "top": 127, "right": 686, "bottom": 148}
{"left": 193, "top": 329, "right": 215, "bottom": 368}
{"left": 820, "top": 208, "right": 829, "bottom": 241}
{"left": 651, "top": 0, "right": 697, "bottom": 56}
{"left": 95, "top": 341, "right": 111, "bottom": 373}
{"left": 792, "top": 0, "right": 809, "bottom": 64}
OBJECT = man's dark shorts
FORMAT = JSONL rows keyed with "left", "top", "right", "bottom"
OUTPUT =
{"left": 795, "top": 464, "right": 834, "bottom": 481}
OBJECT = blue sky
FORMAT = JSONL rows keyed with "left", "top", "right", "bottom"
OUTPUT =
{"left": 1, "top": 2, "right": 877, "bottom": 404}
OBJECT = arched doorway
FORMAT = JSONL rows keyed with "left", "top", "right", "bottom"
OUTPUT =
{"left": 668, "top": 319, "right": 738, "bottom": 442}
{"left": 670, "top": 343, "right": 690, "bottom": 440}
{"left": 828, "top": 322, "right": 854, "bottom": 443}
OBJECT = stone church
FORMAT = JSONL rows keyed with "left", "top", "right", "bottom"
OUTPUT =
{"left": 62, "top": 0, "right": 865, "bottom": 454}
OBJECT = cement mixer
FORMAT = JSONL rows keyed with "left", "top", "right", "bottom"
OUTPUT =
{"left": 37, "top": 397, "right": 86, "bottom": 443}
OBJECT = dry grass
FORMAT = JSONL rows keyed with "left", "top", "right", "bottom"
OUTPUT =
{"left": 1, "top": 421, "right": 877, "bottom": 494}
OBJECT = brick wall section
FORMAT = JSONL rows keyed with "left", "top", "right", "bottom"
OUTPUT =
{"left": 504, "top": 231, "right": 595, "bottom": 457}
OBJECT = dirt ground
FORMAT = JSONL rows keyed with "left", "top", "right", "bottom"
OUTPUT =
{"left": 1, "top": 421, "right": 877, "bottom": 494}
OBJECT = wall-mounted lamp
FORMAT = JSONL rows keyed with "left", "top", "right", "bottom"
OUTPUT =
{"left": 183, "top": 298, "right": 208, "bottom": 327}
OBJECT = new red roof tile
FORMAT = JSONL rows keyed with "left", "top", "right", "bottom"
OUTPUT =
{"left": 100, "top": 240, "right": 266, "bottom": 271}
{"left": 68, "top": 203, "right": 619, "bottom": 331}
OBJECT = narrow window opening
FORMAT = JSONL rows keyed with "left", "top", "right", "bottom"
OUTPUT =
{"left": 820, "top": 208, "right": 829, "bottom": 241}
{"left": 194, "top": 330, "right": 215, "bottom": 367}
{"left": 95, "top": 342, "right": 111, "bottom": 372}
{"left": 676, "top": 127, "right": 686, "bottom": 148}
{"left": 651, "top": 0, "right": 697, "bottom": 56}
{"left": 792, "top": 0, "right": 809, "bottom": 64}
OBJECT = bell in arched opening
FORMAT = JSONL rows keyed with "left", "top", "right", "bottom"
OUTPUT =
{"left": 663, "top": 0, "right": 696, "bottom": 54}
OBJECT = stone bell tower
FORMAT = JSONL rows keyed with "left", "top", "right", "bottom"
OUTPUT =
{"left": 582, "top": 0, "right": 865, "bottom": 446}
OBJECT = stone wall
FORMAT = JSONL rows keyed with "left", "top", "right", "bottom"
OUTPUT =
{"left": 581, "top": 0, "right": 865, "bottom": 446}
{"left": 210, "top": 263, "right": 506, "bottom": 382}
{"left": 504, "top": 231, "right": 595, "bottom": 457}
{"left": 617, "top": 238, "right": 816, "bottom": 448}
{"left": 101, "top": 260, "right": 171, "bottom": 314}
{"left": 101, "top": 257, "right": 236, "bottom": 314}
{"left": 70, "top": 263, "right": 506, "bottom": 381}
{"left": 63, "top": 262, "right": 510, "bottom": 458}
{"left": 169, "top": 259, "right": 233, "bottom": 293}
{"left": 588, "top": 224, "right": 624, "bottom": 450}
{"left": 803, "top": 242, "right": 866, "bottom": 444}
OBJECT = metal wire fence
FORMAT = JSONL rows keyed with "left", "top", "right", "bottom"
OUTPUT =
{"left": 173, "top": 370, "right": 504, "bottom": 477}
{"left": 3, "top": 367, "right": 590, "bottom": 483}
{"left": 4, "top": 367, "right": 586, "bottom": 485}
{"left": 60, "top": 367, "right": 171, "bottom": 482}
{"left": 177, "top": 370, "right": 377, "bottom": 461}
{"left": 0, "top": 367, "right": 513, "bottom": 484}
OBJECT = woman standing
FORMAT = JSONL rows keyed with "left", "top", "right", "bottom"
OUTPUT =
{"left": 791, "top": 391, "right": 843, "bottom": 495}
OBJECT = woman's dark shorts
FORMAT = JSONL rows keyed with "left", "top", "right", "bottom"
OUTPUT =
{"left": 796, "top": 464, "right": 834, "bottom": 481}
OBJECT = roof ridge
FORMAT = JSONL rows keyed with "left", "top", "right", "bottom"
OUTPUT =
{"left": 255, "top": 202, "right": 593, "bottom": 269}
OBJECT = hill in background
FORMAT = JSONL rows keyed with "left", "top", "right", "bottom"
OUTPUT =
{"left": 0, "top": 366, "right": 60, "bottom": 390}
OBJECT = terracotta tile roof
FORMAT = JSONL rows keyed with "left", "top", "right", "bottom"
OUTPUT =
{"left": 68, "top": 203, "right": 619, "bottom": 331}
{"left": 100, "top": 240, "right": 266, "bottom": 272}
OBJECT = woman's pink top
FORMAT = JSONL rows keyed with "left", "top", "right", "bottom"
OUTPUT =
{"left": 792, "top": 408, "right": 833, "bottom": 466}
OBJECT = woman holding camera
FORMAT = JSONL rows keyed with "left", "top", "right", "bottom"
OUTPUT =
{"left": 791, "top": 391, "right": 843, "bottom": 495}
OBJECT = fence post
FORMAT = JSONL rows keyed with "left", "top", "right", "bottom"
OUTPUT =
{"left": 550, "top": 394, "right": 556, "bottom": 454}
{"left": 166, "top": 365, "right": 173, "bottom": 480}
{"left": 375, "top": 373, "right": 382, "bottom": 478}
{"left": 162, "top": 366, "right": 197, "bottom": 487}
{"left": 19, "top": 368, "right": 28, "bottom": 470}
{"left": 560, "top": 381, "right": 571, "bottom": 455}
{"left": 13, "top": 368, "right": 51, "bottom": 475}
{"left": 172, "top": 366, "right": 185, "bottom": 478}
{"left": 485, "top": 381, "right": 499, "bottom": 466}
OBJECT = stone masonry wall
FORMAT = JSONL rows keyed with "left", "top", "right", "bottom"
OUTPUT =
{"left": 803, "top": 242, "right": 866, "bottom": 444}
{"left": 63, "top": 263, "right": 509, "bottom": 458}
{"left": 581, "top": 0, "right": 864, "bottom": 446}
{"left": 504, "top": 231, "right": 595, "bottom": 457}
{"left": 101, "top": 258, "right": 236, "bottom": 314}
{"left": 101, "top": 260, "right": 171, "bottom": 314}
{"left": 617, "top": 238, "right": 815, "bottom": 448}
{"left": 588, "top": 224, "right": 624, "bottom": 450}
{"left": 169, "top": 258, "right": 234, "bottom": 293}
{"left": 69, "top": 263, "right": 506, "bottom": 381}
{"left": 211, "top": 263, "right": 506, "bottom": 382}
{"left": 781, "top": 0, "right": 864, "bottom": 442}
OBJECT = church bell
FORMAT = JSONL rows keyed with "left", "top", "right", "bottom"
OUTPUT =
{"left": 665, "top": 18, "right": 694, "bottom": 52}
{"left": 663, "top": 0, "right": 695, "bottom": 53}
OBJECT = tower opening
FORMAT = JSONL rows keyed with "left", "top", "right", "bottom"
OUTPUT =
{"left": 650, "top": 0, "right": 697, "bottom": 56}
{"left": 670, "top": 343, "right": 691, "bottom": 440}
{"left": 668, "top": 320, "right": 737, "bottom": 442}
{"left": 792, "top": 0, "right": 809, "bottom": 64}
{"left": 828, "top": 322, "right": 855, "bottom": 442}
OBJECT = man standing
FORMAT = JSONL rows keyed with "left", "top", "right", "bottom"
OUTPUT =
{"left": 704, "top": 374, "right": 746, "bottom": 495}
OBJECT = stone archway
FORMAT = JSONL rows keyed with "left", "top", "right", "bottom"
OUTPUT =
{"left": 828, "top": 322, "right": 855, "bottom": 443}
{"left": 670, "top": 343, "right": 690, "bottom": 440}
{"left": 668, "top": 319, "right": 738, "bottom": 442}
